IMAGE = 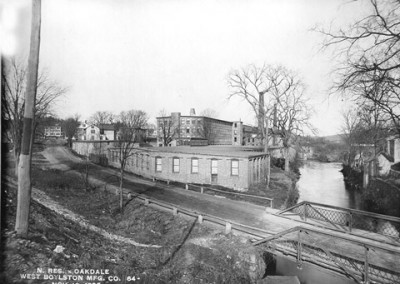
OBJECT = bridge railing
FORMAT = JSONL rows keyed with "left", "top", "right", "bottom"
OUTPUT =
{"left": 253, "top": 226, "right": 400, "bottom": 284}
{"left": 276, "top": 201, "right": 400, "bottom": 243}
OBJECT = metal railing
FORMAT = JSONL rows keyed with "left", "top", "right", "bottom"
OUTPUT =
{"left": 254, "top": 226, "right": 400, "bottom": 284}
{"left": 137, "top": 184, "right": 400, "bottom": 284}
{"left": 277, "top": 201, "right": 400, "bottom": 243}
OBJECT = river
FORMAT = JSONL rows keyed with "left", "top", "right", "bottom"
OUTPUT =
{"left": 297, "top": 160, "right": 363, "bottom": 210}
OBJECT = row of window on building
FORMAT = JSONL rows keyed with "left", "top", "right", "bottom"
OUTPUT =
{"left": 109, "top": 151, "right": 151, "bottom": 170}
{"left": 109, "top": 150, "right": 240, "bottom": 176}
{"left": 155, "top": 156, "right": 239, "bottom": 175}
{"left": 181, "top": 118, "right": 202, "bottom": 125}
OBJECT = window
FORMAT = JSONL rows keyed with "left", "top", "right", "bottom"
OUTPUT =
{"left": 91, "top": 130, "right": 95, "bottom": 134}
{"left": 234, "top": 123, "right": 237, "bottom": 128}
{"left": 186, "top": 128, "right": 190, "bottom": 133}
{"left": 136, "top": 154, "right": 139, "bottom": 167}
{"left": 191, "top": 158, "right": 199, "bottom": 173}
{"left": 231, "top": 159, "right": 239, "bottom": 176}
{"left": 141, "top": 154, "right": 144, "bottom": 169}
{"left": 173, "top": 157, "right": 180, "bottom": 173}
{"left": 234, "top": 130, "right": 237, "bottom": 135}
{"left": 146, "top": 155, "right": 150, "bottom": 170}
{"left": 234, "top": 137, "right": 237, "bottom": 142}
{"left": 155, "top": 157, "right": 162, "bottom": 172}
{"left": 211, "top": 159, "right": 218, "bottom": 174}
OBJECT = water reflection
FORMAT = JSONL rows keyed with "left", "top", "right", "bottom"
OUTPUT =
{"left": 297, "top": 160, "right": 363, "bottom": 210}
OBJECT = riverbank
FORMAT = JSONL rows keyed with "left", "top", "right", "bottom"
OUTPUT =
{"left": 248, "top": 166, "right": 299, "bottom": 210}
{"left": 338, "top": 164, "right": 400, "bottom": 217}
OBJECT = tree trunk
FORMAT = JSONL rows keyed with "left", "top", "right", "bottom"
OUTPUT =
{"left": 284, "top": 147, "right": 290, "bottom": 172}
{"left": 15, "top": 0, "right": 41, "bottom": 237}
{"left": 265, "top": 155, "right": 271, "bottom": 189}
{"left": 14, "top": 147, "right": 20, "bottom": 177}
{"left": 119, "top": 166, "right": 124, "bottom": 211}
{"left": 85, "top": 156, "right": 89, "bottom": 191}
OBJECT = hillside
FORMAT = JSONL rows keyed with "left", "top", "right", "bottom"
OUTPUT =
{"left": 321, "top": 134, "right": 345, "bottom": 144}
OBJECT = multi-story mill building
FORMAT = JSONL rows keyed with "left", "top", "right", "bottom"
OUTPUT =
{"left": 156, "top": 108, "right": 261, "bottom": 147}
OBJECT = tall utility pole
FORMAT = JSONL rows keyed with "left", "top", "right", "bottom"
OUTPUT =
{"left": 259, "top": 91, "right": 270, "bottom": 188}
{"left": 15, "top": 0, "right": 41, "bottom": 237}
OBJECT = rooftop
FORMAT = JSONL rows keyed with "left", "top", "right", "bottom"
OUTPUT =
{"left": 144, "top": 146, "right": 267, "bottom": 158}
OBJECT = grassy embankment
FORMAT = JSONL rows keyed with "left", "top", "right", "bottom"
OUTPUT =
{"left": 1, "top": 149, "right": 266, "bottom": 284}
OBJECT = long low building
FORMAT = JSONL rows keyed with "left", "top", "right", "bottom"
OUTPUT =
{"left": 107, "top": 146, "right": 270, "bottom": 191}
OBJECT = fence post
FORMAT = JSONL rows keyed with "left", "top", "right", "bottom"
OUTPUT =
{"left": 297, "top": 230, "right": 303, "bottom": 269}
{"left": 201, "top": 187, "right": 204, "bottom": 194}
{"left": 270, "top": 199, "right": 273, "bottom": 209}
{"left": 303, "top": 203, "right": 307, "bottom": 221}
{"left": 225, "top": 222, "right": 232, "bottom": 234}
{"left": 172, "top": 207, "right": 178, "bottom": 216}
{"left": 144, "top": 198, "right": 149, "bottom": 206}
{"left": 185, "top": 184, "right": 189, "bottom": 190}
{"left": 198, "top": 215, "right": 203, "bottom": 224}
{"left": 364, "top": 246, "right": 369, "bottom": 283}
{"left": 348, "top": 212, "right": 353, "bottom": 233}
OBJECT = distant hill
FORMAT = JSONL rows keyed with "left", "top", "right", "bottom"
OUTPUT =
{"left": 321, "top": 134, "right": 345, "bottom": 144}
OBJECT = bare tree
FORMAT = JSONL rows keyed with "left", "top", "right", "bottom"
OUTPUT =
{"left": 340, "top": 109, "right": 364, "bottom": 166}
{"left": 228, "top": 63, "right": 276, "bottom": 152}
{"left": 193, "top": 118, "right": 217, "bottom": 145}
{"left": 63, "top": 114, "right": 80, "bottom": 147}
{"left": 270, "top": 74, "right": 314, "bottom": 171}
{"left": 2, "top": 58, "right": 67, "bottom": 175}
{"left": 116, "top": 110, "right": 148, "bottom": 210}
{"left": 15, "top": 0, "right": 41, "bottom": 237}
{"left": 228, "top": 64, "right": 314, "bottom": 171}
{"left": 157, "top": 109, "right": 179, "bottom": 146}
{"left": 318, "top": 0, "right": 400, "bottom": 134}
{"left": 88, "top": 111, "right": 115, "bottom": 126}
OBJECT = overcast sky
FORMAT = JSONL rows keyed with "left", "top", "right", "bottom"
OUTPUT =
{"left": 1, "top": 0, "right": 371, "bottom": 136}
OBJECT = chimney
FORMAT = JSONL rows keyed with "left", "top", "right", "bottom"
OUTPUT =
{"left": 190, "top": 108, "right": 196, "bottom": 116}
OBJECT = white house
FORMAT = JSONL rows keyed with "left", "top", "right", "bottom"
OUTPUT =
{"left": 99, "top": 124, "right": 116, "bottom": 140}
{"left": 44, "top": 124, "right": 63, "bottom": 139}
{"left": 77, "top": 123, "right": 100, "bottom": 140}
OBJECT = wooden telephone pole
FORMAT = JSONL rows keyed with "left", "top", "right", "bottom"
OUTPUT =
{"left": 15, "top": 0, "right": 41, "bottom": 237}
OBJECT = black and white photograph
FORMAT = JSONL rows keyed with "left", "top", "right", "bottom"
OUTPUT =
{"left": 1, "top": 0, "right": 400, "bottom": 283}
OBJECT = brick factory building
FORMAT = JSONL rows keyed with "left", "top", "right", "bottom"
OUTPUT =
{"left": 107, "top": 146, "right": 269, "bottom": 191}
{"left": 156, "top": 108, "right": 261, "bottom": 147}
